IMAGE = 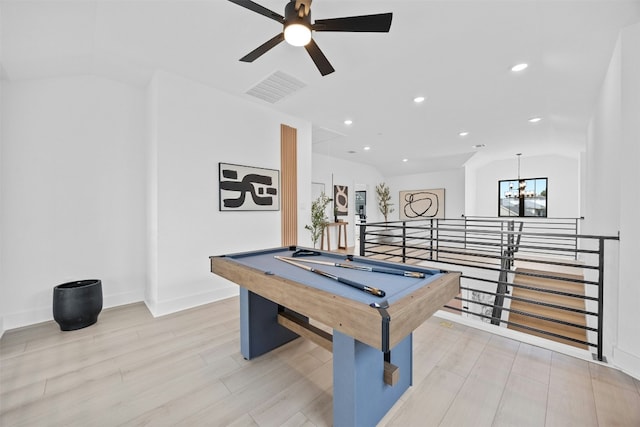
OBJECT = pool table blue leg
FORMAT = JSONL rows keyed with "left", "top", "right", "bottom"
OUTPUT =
{"left": 239, "top": 288, "right": 300, "bottom": 359}
{"left": 333, "top": 330, "right": 412, "bottom": 427}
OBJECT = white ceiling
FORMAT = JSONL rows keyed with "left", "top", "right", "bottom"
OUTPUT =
{"left": 2, "top": 0, "right": 639, "bottom": 176}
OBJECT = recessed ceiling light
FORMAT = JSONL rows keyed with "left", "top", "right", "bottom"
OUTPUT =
{"left": 402, "top": 158, "right": 409, "bottom": 162}
{"left": 363, "top": 146, "right": 371, "bottom": 151}
{"left": 528, "top": 117, "right": 542, "bottom": 123}
{"left": 472, "top": 144, "right": 486, "bottom": 149}
{"left": 511, "top": 63, "right": 528, "bottom": 72}
{"left": 413, "top": 96, "right": 425, "bottom": 103}
{"left": 459, "top": 131, "right": 469, "bottom": 137}
{"left": 344, "top": 119, "right": 353, "bottom": 125}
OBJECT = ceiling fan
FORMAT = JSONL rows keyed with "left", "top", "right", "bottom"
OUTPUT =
{"left": 228, "top": 0, "right": 393, "bottom": 76}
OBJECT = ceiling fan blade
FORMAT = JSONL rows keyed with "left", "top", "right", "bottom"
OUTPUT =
{"left": 313, "top": 13, "right": 392, "bottom": 32}
{"left": 304, "top": 39, "right": 335, "bottom": 76}
{"left": 227, "top": 0, "right": 284, "bottom": 24}
{"left": 240, "top": 33, "right": 285, "bottom": 62}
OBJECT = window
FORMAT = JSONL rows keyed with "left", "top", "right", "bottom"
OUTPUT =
{"left": 498, "top": 178, "right": 547, "bottom": 217}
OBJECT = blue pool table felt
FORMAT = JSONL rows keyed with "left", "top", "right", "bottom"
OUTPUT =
{"left": 227, "top": 246, "right": 444, "bottom": 307}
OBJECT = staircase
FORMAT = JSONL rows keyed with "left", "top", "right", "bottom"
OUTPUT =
{"left": 507, "top": 268, "right": 588, "bottom": 350}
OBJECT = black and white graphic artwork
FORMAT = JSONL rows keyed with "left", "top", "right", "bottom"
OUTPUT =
{"left": 219, "top": 163, "right": 280, "bottom": 211}
{"left": 334, "top": 185, "right": 348, "bottom": 216}
{"left": 399, "top": 188, "right": 445, "bottom": 220}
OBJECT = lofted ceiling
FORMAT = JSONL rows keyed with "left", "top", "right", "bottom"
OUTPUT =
{"left": 2, "top": 0, "right": 639, "bottom": 176}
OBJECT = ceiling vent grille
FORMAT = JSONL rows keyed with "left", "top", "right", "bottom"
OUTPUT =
{"left": 246, "top": 71, "right": 306, "bottom": 103}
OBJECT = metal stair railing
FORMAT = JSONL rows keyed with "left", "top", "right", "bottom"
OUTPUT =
{"left": 358, "top": 217, "right": 618, "bottom": 362}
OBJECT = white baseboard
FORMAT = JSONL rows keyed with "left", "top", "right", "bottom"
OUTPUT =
{"left": 1, "top": 287, "right": 239, "bottom": 335}
{"left": 613, "top": 346, "right": 640, "bottom": 380}
{"left": 434, "top": 310, "right": 602, "bottom": 364}
{"left": 104, "top": 289, "right": 145, "bottom": 311}
{"left": 1, "top": 289, "right": 144, "bottom": 332}
{"left": 145, "top": 286, "right": 239, "bottom": 318}
{"left": 3, "top": 305, "right": 59, "bottom": 332}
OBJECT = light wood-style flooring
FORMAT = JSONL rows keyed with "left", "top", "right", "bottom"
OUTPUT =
{"left": 2, "top": 297, "right": 640, "bottom": 426}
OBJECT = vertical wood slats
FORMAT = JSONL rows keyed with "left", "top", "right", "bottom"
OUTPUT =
{"left": 281, "top": 124, "right": 297, "bottom": 246}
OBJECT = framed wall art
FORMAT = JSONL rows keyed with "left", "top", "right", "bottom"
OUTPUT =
{"left": 219, "top": 163, "right": 280, "bottom": 211}
{"left": 399, "top": 188, "right": 445, "bottom": 220}
{"left": 334, "top": 185, "right": 348, "bottom": 216}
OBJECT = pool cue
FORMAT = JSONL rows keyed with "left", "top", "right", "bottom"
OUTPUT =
{"left": 275, "top": 256, "right": 386, "bottom": 297}
{"left": 278, "top": 256, "right": 426, "bottom": 278}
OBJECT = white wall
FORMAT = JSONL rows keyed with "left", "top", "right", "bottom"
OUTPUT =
{"left": 386, "top": 168, "right": 466, "bottom": 220}
{"left": 586, "top": 23, "right": 640, "bottom": 378}
{"left": 146, "top": 70, "right": 312, "bottom": 316}
{"left": 0, "top": 76, "right": 147, "bottom": 330}
{"left": 0, "top": 70, "right": 313, "bottom": 331}
{"left": 0, "top": 69, "right": 4, "bottom": 335}
{"left": 311, "top": 153, "right": 384, "bottom": 247}
{"left": 309, "top": 157, "right": 465, "bottom": 248}
{"left": 584, "top": 37, "right": 622, "bottom": 367}
{"left": 465, "top": 153, "right": 580, "bottom": 218}
{"left": 617, "top": 23, "right": 640, "bottom": 377}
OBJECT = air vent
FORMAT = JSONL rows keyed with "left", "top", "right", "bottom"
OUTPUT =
{"left": 246, "top": 71, "right": 306, "bottom": 103}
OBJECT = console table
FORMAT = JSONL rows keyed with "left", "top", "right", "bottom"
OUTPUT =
{"left": 321, "top": 222, "right": 348, "bottom": 251}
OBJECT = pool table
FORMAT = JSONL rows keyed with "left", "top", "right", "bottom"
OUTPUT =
{"left": 210, "top": 246, "right": 460, "bottom": 427}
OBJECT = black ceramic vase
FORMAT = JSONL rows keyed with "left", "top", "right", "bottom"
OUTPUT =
{"left": 53, "top": 279, "right": 103, "bottom": 331}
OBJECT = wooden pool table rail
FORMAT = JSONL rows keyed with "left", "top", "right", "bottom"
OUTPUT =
{"left": 210, "top": 255, "right": 460, "bottom": 351}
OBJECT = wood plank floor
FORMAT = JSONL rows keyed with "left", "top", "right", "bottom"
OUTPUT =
{"left": 2, "top": 297, "right": 640, "bottom": 426}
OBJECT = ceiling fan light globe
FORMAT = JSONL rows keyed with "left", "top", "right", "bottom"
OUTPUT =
{"left": 284, "top": 23, "right": 312, "bottom": 46}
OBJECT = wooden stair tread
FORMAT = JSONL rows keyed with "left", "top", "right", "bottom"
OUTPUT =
{"left": 508, "top": 268, "right": 587, "bottom": 350}
{"left": 515, "top": 267, "right": 584, "bottom": 281}
{"left": 513, "top": 274, "right": 584, "bottom": 294}
{"left": 508, "top": 312, "right": 586, "bottom": 334}
{"left": 513, "top": 277, "right": 584, "bottom": 295}
{"left": 509, "top": 301, "right": 586, "bottom": 324}
{"left": 511, "top": 288, "right": 586, "bottom": 310}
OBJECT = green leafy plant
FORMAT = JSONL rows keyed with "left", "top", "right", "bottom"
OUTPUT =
{"left": 376, "top": 182, "right": 394, "bottom": 222}
{"left": 305, "top": 192, "right": 332, "bottom": 248}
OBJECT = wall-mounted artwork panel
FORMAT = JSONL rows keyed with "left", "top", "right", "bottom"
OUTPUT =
{"left": 334, "top": 185, "right": 349, "bottom": 216}
{"left": 219, "top": 163, "right": 280, "bottom": 211}
{"left": 399, "top": 188, "right": 445, "bottom": 220}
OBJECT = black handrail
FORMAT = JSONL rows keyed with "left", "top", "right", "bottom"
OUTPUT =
{"left": 358, "top": 217, "right": 618, "bottom": 362}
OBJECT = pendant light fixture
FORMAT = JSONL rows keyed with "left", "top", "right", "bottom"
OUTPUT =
{"left": 505, "top": 153, "right": 534, "bottom": 198}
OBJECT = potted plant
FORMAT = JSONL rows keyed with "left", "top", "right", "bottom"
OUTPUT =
{"left": 376, "top": 182, "right": 394, "bottom": 222}
{"left": 305, "top": 192, "right": 332, "bottom": 248}
{"left": 376, "top": 182, "right": 395, "bottom": 244}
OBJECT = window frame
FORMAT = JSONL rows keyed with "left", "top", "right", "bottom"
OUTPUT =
{"left": 498, "top": 177, "right": 548, "bottom": 217}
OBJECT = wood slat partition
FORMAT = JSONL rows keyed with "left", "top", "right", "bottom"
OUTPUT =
{"left": 281, "top": 124, "right": 297, "bottom": 246}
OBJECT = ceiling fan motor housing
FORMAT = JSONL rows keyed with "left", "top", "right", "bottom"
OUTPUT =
{"left": 285, "top": 0, "right": 311, "bottom": 27}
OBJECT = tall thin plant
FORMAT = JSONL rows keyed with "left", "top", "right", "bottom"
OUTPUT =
{"left": 376, "top": 182, "right": 394, "bottom": 222}
{"left": 305, "top": 192, "right": 332, "bottom": 248}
